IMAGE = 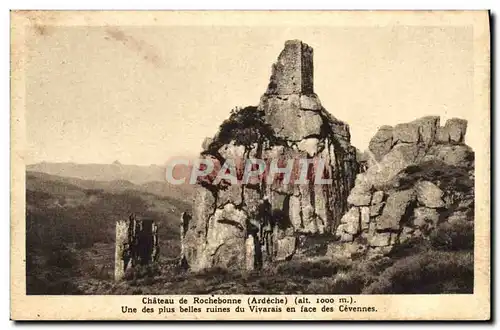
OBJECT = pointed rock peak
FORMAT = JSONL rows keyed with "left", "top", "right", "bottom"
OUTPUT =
{"left": 266, "top": 40, "right": 314, "bottom": 95}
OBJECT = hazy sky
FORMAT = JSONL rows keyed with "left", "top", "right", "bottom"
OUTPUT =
{"left": 25, "top": 25, "right": 474, "bottom": 165}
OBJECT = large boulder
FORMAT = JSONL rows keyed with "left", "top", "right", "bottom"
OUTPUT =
{"left": 376, "top": 189, "right": 415, "bottom": 231}
{"left": 368, "top": 125, "right": 393, "bottom": 161}
{"left": 436, "top": 118, "right": 468, "bottom": 144}
{"left": 366, "top": 143, "right": 423, "bottom": 189}
{"left": 424, "top": 144, "right": 474, "bottom": 168}
{"left": 415, "top": 181, "right": 445, "bottom": 208}
{"left": 259, "top": 94, "right": 323, "bottom": 141}
{"left": 414, "top": 116, "right": 440, "bottom": 147}
{"left": 393, "top": 122, "right": 420, "bottom": 144}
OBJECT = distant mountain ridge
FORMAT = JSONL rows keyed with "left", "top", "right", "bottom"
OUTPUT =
{"left": 26, "top": 162, "right": 195, "bottom": 202}
{"left": 27, "top": 162, "right": 167, "bottom": 184}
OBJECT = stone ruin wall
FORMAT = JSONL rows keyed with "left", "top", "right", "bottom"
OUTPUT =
{"left": 114, "top": 215, "right": 159, "bottom": 281}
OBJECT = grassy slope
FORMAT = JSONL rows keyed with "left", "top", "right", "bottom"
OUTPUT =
{"left": 26, "top": 171, "right": 191, "bottom": 294}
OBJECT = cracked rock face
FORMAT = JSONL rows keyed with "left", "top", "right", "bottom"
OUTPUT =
{"left": 332, "top": 116, "right": 474, "bottom": 260}
{"left": 181, "top": 40, "right": 359, "bottom": 271}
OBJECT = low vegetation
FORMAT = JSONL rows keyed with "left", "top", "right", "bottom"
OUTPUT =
{"left": 93, "top": 218, "right": 472, "bottom": 295}
{"left": 26, "top": 171, "right": 473, "bottom": 295}
{"left": 203, "top": 106, "right": 285, "bottom": 153}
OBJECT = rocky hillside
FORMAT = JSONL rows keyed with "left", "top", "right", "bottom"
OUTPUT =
{"left": 332, "top": 116, "right": 474, "bottom": 259}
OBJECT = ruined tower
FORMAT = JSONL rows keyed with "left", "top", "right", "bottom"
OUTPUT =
{"left": 114, "top": 214, "right": 159, "bottom": 281}
{"left": 180, "top": 40, "right": 359, "bottom": 272}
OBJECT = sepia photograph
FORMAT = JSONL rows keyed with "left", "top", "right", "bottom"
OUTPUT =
{"left": 10, "top": 10, "right": 491, "bottom": 320}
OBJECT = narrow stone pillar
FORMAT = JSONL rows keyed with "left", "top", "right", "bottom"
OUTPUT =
{"left": 151, "top": 222, "right": 159, "bottom": 262}
{"left": 114, "top": 220, "right": 129, "bottom": 281}
{"left": 179, "top": 212, "right": 191, "bottom": 268}
{"left": 245, "top": 235, "right": 255, "bottom": 271}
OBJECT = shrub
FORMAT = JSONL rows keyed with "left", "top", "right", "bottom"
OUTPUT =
{"left": 46, "top": 247, "right": 78, "bottom": 269}
{"left": 329, "top": 271, "right": 366, "bottom": 294}
{"left": 206, "top": 106, "right": 284, "bottom": 151}
{"left": 388, "top": 236, "right": 430, "bottom": 259}
{"left": 430, "top": 220, "right": 474, "bottom": 251}
{"left": 394, "top": 160, "right": 473, "bottom": 193}
{"left": 124, "top": 264, "right": 161, "bottom": 281}
{"left": 363, "top": 250, "right": 473, "bottom": 294}
{"left": 274, "top": 258, "right": 350, "bottom": 279}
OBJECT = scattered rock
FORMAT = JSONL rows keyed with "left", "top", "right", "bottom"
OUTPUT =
{"left": 202, "top": 137, "right": 214, "bottom": 150}
{"left": 371, "top": 191, "right": 385, "bottom": 205}
{"left": 245, "top": 235, "right": 256, "bottom": 271}
{"left": 327, "top": 241, "right": 366, "bottom": 259}
{"left": 297, "top": 137, "right": 320, "bottom": 156}
{"left": 340, "top": 233, "right": 354, "bottom": 243}
{"left": 436, "top": 118, "right": 468, "bottom": 144}
{"left": 399, "top": 226, "right": 414, "bottom": 244}
{"left": 425, "top": 144, "right": 474, "bottom": 168}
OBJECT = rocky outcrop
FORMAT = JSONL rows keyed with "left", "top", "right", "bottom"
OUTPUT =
{"left": 181, "top": 40, "right": 359, "bottom": 271}
{"left": 332, "top": 116, "right": 474, "bottom": 259}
